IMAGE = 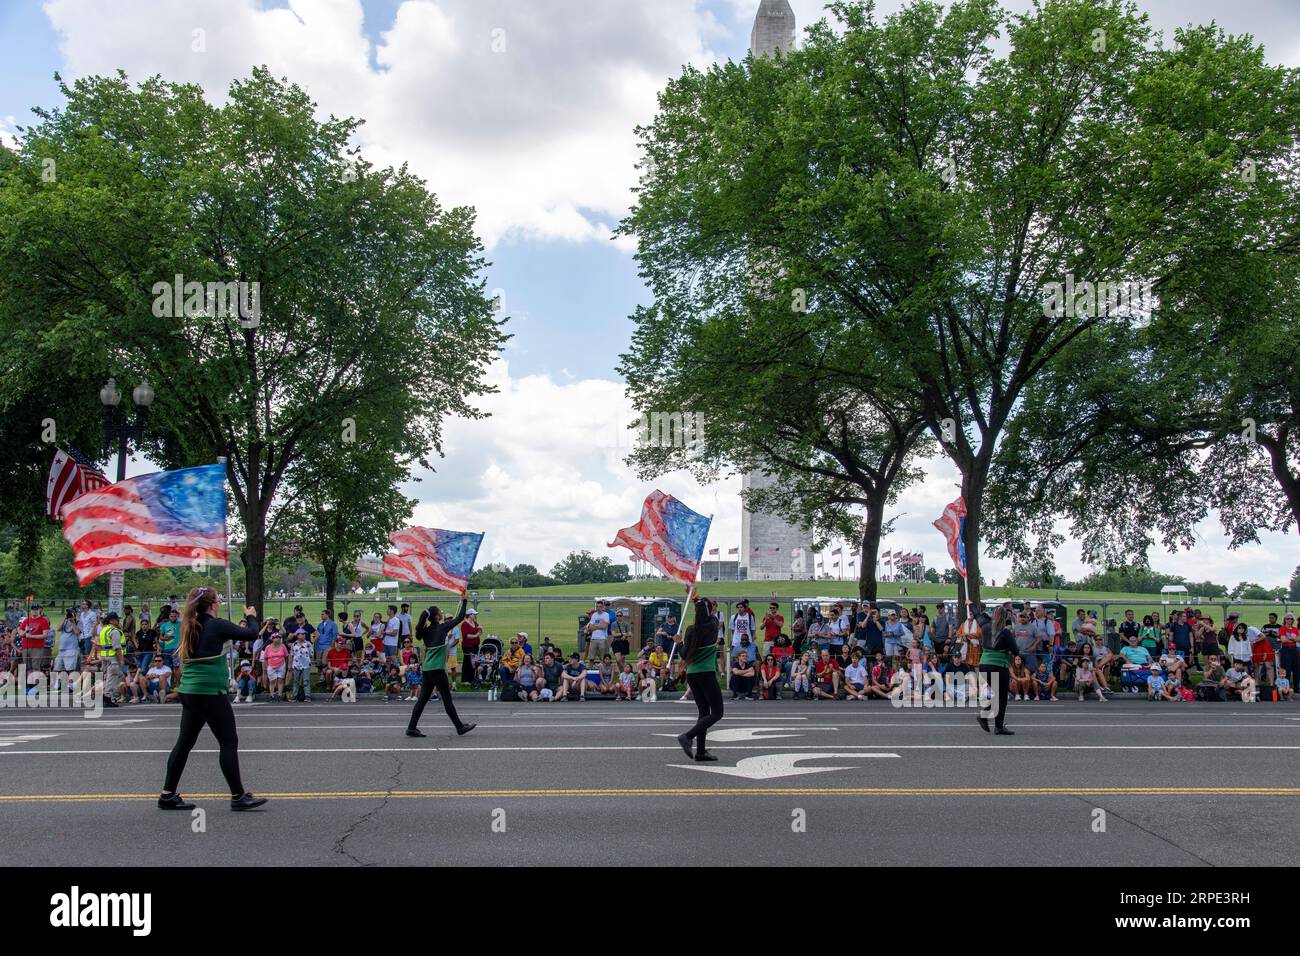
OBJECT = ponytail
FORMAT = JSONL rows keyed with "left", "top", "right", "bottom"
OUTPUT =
{"left": 180, "top": 587, "right": 217, "bottom": 661}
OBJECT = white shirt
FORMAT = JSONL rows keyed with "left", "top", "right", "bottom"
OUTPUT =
{"left": 729, "top": 612, "right": 755, "bottom": 647}
{"left": 588, "top": 611, "right": 610, "bottom": 641}
{"left": 79, "top": 610, "right": 100, "bottom": 641}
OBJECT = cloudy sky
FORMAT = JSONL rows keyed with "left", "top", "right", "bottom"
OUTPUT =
{"left": 2, "top": 0, "right": 1297, "bottom": 586}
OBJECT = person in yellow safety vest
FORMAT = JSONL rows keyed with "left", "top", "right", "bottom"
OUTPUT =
{"left": 93, "top": 611, "right": 125, "bottom": 708}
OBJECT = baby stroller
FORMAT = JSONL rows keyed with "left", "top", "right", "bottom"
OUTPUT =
{"left": 477, "top": 636, "right": 504, "bottom": 700}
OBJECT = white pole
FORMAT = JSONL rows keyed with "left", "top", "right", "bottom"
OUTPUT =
{"left": 217, "top": 456, "right": 233, "bottom": 621}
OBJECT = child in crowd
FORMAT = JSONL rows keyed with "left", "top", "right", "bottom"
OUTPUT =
{"left": 383, "top": 662, "right": 403, "bottom": 701}
{"left": 1074, "top": 657, "right": 1106, "bottom": 701}
{"left": 290, "top": 631, "right": 313, "bottom": 702}
{"left": 614, "top": 662, "right": 636, "bottom": 701}
{"left": 403, "top": 655, "right": 423, "bottom": 701}
{"left": 234, "top": 659, "right": 256, "bottom": 703}
{"left": 1032, "top": 660, "right": 1057, "bottom": 701}
{"left": 638, "top": 664, "right": 658, "bottom": 703}
{"left": 790, "top": 652, "right": 812, "bottom": 699}
{"left": 473, "top": 646, "right": 496, "bottom": 686}
{"left": 1277, "top": 668, "right": 1293, "bottom": 701}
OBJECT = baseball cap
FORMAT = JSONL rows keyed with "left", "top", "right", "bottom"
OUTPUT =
{"left": 105, "top": 611, "right": 120, "bottom": 622}
{"left": 466, "top": 608, "right": 477, "bottom": 616}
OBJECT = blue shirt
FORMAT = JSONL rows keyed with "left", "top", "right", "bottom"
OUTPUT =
{"left": 316, "top": 618, "right": 338, "bottom": 651}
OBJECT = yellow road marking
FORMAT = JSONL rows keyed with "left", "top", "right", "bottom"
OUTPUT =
{"left": 3, "top": 786, "right": 1300, "bottom": 802}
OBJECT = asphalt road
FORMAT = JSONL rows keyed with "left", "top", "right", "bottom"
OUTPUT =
{"left": 2, "top": 695, "right": 1297, "bottom": 866}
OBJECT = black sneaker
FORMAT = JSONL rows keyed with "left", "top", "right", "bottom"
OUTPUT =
{"left": 230, "top": 793, "right": 268, "bottom": 811}
{"left": 675, "top": 733, "right": 694, "bottom": 759}
{"left": 405, "top": 728, "right": 427, "bottom": 738}
{"left": 456, "top": 722, "right": 476, "bottom": 736}
{"left": 994, "top": 727, "right": 1015, "bottom": 736}
{"left": 694, "top": 750, "right": 718, "bottom": 762}
{"left": 157, "top": 793, "right": 194, "bottom": 810}
{"left": 977, "top": 716, "right": 990, "bottom": 733}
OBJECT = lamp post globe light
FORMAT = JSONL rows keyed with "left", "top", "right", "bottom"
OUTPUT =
{"left": 99, "top": 376, "right": 153, "bottom": 619}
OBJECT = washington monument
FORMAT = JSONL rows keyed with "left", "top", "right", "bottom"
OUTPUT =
{"left": 739, "top": 0, "right": 814, "bottom": 581}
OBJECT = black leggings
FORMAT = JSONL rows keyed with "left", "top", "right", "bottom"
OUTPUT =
{"left": 978, "top": 663, "right": 1009, "bottom": 730}
{"left": 408, "top": 669, "right": 462, "bottom": 731}
{"left": 685, "top": 671, "right": 724, "bottom": 751}
{"left": 162, "top": 693, "right": 246, "bottom": 797}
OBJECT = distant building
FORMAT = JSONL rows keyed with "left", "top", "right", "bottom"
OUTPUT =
{"left": 700, "top": 559, "right": 742, "bottom": 582}
{"left": 739, "top": 1, "right": 814, "bottom": 583}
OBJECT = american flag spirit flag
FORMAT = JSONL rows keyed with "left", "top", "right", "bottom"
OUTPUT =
{"left": 46, "top": 446, "right": 110, "bottom": 520}
{"left": 608, "top": 490, "right": 711, "bottom": 588}
{"left": 61, "top": 464, "right": 229, "bottom": 585}
{"left": 382, "top": 527, "right": 484, "bottom": 593}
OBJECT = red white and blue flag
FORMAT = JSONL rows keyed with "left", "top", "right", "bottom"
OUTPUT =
{"left": 933, "top": 496, "right": 968, "bottom": 579}
{"left": 61, "top": 464, "right": 229, "bottom": 585}
{"left": 383, "top": 527, "right": 484, "bottom": 593}
{"left": 46, "top": 446, "right": 110, "bottom": 520}
{"left": 608, "top": 490, "right": 711, "bottom": 588}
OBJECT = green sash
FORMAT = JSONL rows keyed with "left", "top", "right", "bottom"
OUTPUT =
{"left": 686, "top": 642, "right": 717, "bottom": 675}
{"left": 177, "top": 655, "right": 229, "bottom": 695}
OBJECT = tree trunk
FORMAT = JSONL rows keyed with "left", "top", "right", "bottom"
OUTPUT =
{"left": 956, "top": 462, "right": 988, "bottom": 610}
{"left": 243, "top": 530, "right": 267, "bottom": 619}
{"left": 856, "top": 494, "right": 886, "bottom": 602}
{"left": 1261, "top": 433, "right": 1300, "bottom": 534}
{"left": 323, "top": 561, "right": 338, "bottom": 615}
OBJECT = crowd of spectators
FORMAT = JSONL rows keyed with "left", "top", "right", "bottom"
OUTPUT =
{"left": 2, "top": 596, "right": 1296, "bottom": 706}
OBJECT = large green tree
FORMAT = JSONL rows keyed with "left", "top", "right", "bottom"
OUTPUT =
{"left": 621, "top": 0, "right": 1300, "bottom": 607}
{"left": 0, "top": 68, "right": 505, "bottom": 612}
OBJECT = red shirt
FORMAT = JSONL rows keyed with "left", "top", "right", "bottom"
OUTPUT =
{"left": 325, "top": 647, "right": 352, "bottom": 669}
{"left": 762, "top": 613, "right": 784, "bottom": 641}
{"left": 1279, "top": 625, "right": 1299, "bottom": 647}
{"left": 460, "top": 619, "right": 482, "bottom": 652}
{"left": 815, "top": 659, "right": 839, "bottom": 682}
{"left": 21, "top": 615, "right": 50, "bottom": 649}
{"left": 1251, "top": 635, "right": 1274, "bottom": 664}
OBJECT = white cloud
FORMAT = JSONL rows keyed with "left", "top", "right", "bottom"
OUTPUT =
{"left": 406, "top": 359, "right": 740, "bottom": 574}
{"left": 40, "top": 0, "right": 728, "bottom": 248}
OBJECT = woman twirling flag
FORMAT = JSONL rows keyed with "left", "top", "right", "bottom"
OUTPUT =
{"left": 382, "top": 526, "right": 484, "bottom": 739}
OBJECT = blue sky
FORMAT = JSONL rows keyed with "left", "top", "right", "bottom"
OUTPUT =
{"left": 3, "top": 0, "right": 1298, "bottom": 587}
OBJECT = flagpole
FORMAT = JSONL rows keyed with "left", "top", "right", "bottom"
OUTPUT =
{"left": 217, "top": 456, "right": 233, "bottom": 621}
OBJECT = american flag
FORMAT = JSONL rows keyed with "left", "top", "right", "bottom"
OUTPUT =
{"left": 608, "top": 490, "right": 711, "bottom": 588}
{"left": 933, "top": 496, "right": 968, "bottom": 579}
{"left": 61, "top": 464, "right": 228, "bottom": 585}
{"left": 46, "top": 447, "right": 110, "bottom": 520}
{"left": 383, "top": 527, "right": 484, "bottom": 593}
{"left": 727, "top": 547, "right": 738, "bottom": 555}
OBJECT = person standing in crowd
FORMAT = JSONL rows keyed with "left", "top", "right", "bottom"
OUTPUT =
{"left": 316, "top": 609, "right": 338, "bottom": 669}
{"left": 77, "top": 599, "right": 98, "bottom": 659}
{"left": 159, "top": 607, "right": 181, "bottom": 671}
{"left": 458, "top": 607, "right": 482, "bottom": 684}
{"left": 761, "top": 602, "right": 785, "bottom": 655}
{"left": 978, "top": 608, "right": 1017, "bottom": 735}
{"left": 584, "top": 600, "right": 612, "bottom": 664}
{"left": 730, "top": 599, "right": 757, "bottom": 656}
{"left": 92, "top": 610, "right": 126, "bottom": 708}
{"left": 676, "top": 598, "right": 723, "bottom": 762}
{"left": 134, "top": 614, "right": 158, "bottom": 674}
{"left": 158, "top": 588, "right": 266, "bottom": 811}
{"left": 790, "top": 610, "right": 807, "bottom": 657}
{"left": 19, "top": 604, "right": 51, "bottom": 676}
{"left": 933, "top": 603, "right": 954, "bottom": 658}
{"left": 1278, "top": 614, "right": 1299, "bottom": 695}
{"left": 290, "top": 629, "right": 313, "bottom": 702}
{"left": 53, "top": 609, "right": 80, "bottom": 694}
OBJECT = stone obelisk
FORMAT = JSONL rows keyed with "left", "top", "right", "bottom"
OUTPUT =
{"left": 739, "top": 0, "right": 813, "bottom": 582}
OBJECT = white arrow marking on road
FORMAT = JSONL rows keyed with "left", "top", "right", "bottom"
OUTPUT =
{"left": 654, "top": 726, "right": 837, "bottom": 743}
{"left": 0, "top": 734, "right": 61, "bottom": 747}
{"left": 671, "top": 752, "right": 899, "bottom": 779}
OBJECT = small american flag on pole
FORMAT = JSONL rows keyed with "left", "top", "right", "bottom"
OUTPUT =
{"left": 47, "top": 447, "right": 110, "bottom": 520}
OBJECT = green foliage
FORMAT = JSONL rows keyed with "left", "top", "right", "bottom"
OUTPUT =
{"left": 548, "top": 551, "right": 631, "bottom": 585}
{"left": 0, "top": 67, "right": 505, "bottom": 610}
